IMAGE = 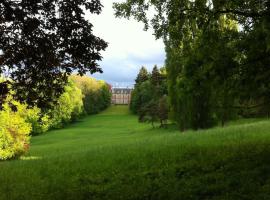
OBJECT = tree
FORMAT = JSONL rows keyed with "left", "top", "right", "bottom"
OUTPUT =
{"left": 132, "top": 66, "right": 169, "bottom": 128}
{"left": 139, "top": 100, "right": 159, "bottom": 127}
{"left": 135, "top": 80, "right": 154, "bottom": 116}
{"left": 131, "top": 67, "right": 151, "bottom": 114}
{"left": 114, "top": 0, "right": 270, "bottom": 130}
{"left": 0, "top": 97, "right": 31, "bottom": 160}
{"left": 135, "top": 66, "right": 149, "bottom": 86}
{"left": 49, "top": 80, "right": 84, "bottom": 128}
{"left": 157, "top": 95, "right": 169, "bottom": 128}
{"left": 0, "top": 0, "right": 107, "bottom": 109}
{"left": 0, "top": 78, "right": 10, "bottom": 110}
{"left": 151, "top": 65, "right": 163, "bottom": 87}
{"left": 70, "top": 75, "right": 111, "bottom": 115}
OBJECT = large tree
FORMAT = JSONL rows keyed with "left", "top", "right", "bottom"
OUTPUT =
{"left": 114, "top": 0, "right": 270, "bottom": 130}
{"left": 131, "top": 65, "right": 169, "bottom": 127}
{"left": 0, "top": 0, "right": 107, "bottom": 108}
{"left": 135, "top": 66, "right": 149, "bottom": 86}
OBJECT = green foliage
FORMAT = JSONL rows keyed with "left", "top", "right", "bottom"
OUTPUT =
{"left": 0, "top": 76, "right": 85, "bottom": 135}
{"left": 1, "top": 106, "right": 270, "bottom": 199}
{"left": 0, "top": 0, "right": 107, "bottom": 109}
{"left": 50, "top": 80, "right": 84, "bottom": 129}
{"left": 0, "top": 97, "right": 31, "bottom": 160}
{"left": 0, "top": 78, "right": 50, "bottom": 135}
{"left": 0, "top": 75, "right": 111, "bottom": 159}
{"left": 114, "top": 0, "right": 270, "bottom": 130}
{"left": 151, "top": 65, "right": 163, "bottom": 86}
{"left": 131, "top": 66, "right": 169, "bottom": 127}
{"left": 135, "top": 66, "right": 150, "bottom": 86}
{"left": 139, "top": 99, "right": 159, "bottom": 126}
{"left": 99, "top": 84, "right": 112, "bottom": 111}
{"left": 16, "top": 105, "right": 50, "bottom": 136}
{"left": 70, "top": 75, "right": 111, "bottom": 115}
{"left": 157, "top": 95, "right": 169, "bottom": 127}
{"left": 130, "top": 80, "right": 153, "bottom": 114}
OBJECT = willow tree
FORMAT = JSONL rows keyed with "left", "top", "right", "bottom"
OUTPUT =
{"left": 114, "top": 0, "right": 270, "bottom": 130}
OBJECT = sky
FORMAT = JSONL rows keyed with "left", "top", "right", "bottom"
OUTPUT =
{"left": 87, "top": 0, "right": 165, "bottom": 88}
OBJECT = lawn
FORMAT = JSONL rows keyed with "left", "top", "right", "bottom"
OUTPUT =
{"left": 1, "top": 105, "right": 270, "bottom": 200}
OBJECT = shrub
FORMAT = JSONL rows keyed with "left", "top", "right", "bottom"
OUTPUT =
{"left": 98, "top": 83, "right": 112, "bottom": 111}
{"left": 50, "top": 80, "right": 84, "bottom": 128}
{"left": 17, "top": 105, "right": 51, "bottom": 136}
{"left": 0, "top": 98, "right": 31, "bottom": 160}
{"left": 1, "top": 78, "right": 50, "bottom": 136}
{"left": 70, "top": 75, "right": 111, "bottom": 114}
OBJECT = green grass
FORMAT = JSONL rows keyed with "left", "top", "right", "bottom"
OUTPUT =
{"left": 1, "top": 105, "right": 270, "bottom": 200}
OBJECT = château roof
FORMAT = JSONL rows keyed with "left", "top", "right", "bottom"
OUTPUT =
{"left": 112, "top": 88, "right": 133, "bottom": 94}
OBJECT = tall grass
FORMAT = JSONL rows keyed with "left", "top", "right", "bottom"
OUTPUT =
{"left": 1, "top": 106, "right": 270, "bottom": 200}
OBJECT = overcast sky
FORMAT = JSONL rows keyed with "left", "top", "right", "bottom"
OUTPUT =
{"left": 87, "top": 0, "right": 165, "bottom": 88}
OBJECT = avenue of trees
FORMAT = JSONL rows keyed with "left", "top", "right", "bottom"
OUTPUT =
{"left": 1, "top": 0, "right": 270, "bottom": 159}
{"left": 70, "top": 75, "right": 111, "bottom": 115}
{"left": 0, "top": 76, "right": 111, "bottom": 160}
{"left": 114, "top": 0, "right": 270, "bottom": 130}
{"left": 0, "top": 0, "right": 109, "bottom": 160}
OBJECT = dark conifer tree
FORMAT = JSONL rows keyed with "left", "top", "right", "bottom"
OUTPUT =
{"left": 135, "top": 66, "right": 149, "bottom": 86}
{"left": 151, "top": 65, "right": 163, "bottom": 87}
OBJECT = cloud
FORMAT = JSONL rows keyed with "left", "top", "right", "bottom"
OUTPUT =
{"left": 92, "top": 51, "right": 165, "bottom": 87}
{"left": 86, "top": 0, "right": 165, "bottom": 87}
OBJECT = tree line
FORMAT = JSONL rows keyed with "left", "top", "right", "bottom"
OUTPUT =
{"left": 0, "top": 76, "right": 111, "bottom": 160}
{"left": 0, "top": 0, "right": 109, "bottom": 160}
{"left": 115, "top": 0, "right": 270, "bottom": 130}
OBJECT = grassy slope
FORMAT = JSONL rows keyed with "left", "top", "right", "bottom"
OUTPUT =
{"left": 1, "top": 106, "right": 270, "bottom": 200}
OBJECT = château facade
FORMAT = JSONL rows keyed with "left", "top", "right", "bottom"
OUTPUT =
{"left": 111, "top": 88, "right": 133, "bottom": 105}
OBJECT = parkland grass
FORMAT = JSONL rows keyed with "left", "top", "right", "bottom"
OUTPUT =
{"left": 1, "top": 105, "right": 270, "bottom": 200}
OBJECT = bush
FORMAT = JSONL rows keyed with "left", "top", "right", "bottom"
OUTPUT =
{"left": 0, "top": 78, "right": 50, "bottom": 136}
{"left": 98, "top": 83, "right": 112, "bottom": 110}
{"left": 18, "top": 105, "right": 51, "bottom": 136}
{"left": 0, "top": 98, "right": 31, "bottom": 160}
{"left": 1, "top": 75, "right": 108, "bottom": 139}
{"left": 70, "top": 75, "right": 111, "bottom": 114}
{"left": 50, "top": 80, "right": 84, "bottom": 128}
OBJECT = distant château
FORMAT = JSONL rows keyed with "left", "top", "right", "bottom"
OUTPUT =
{"left": 111, "top": 88, "right": 133, "bottom": 105}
